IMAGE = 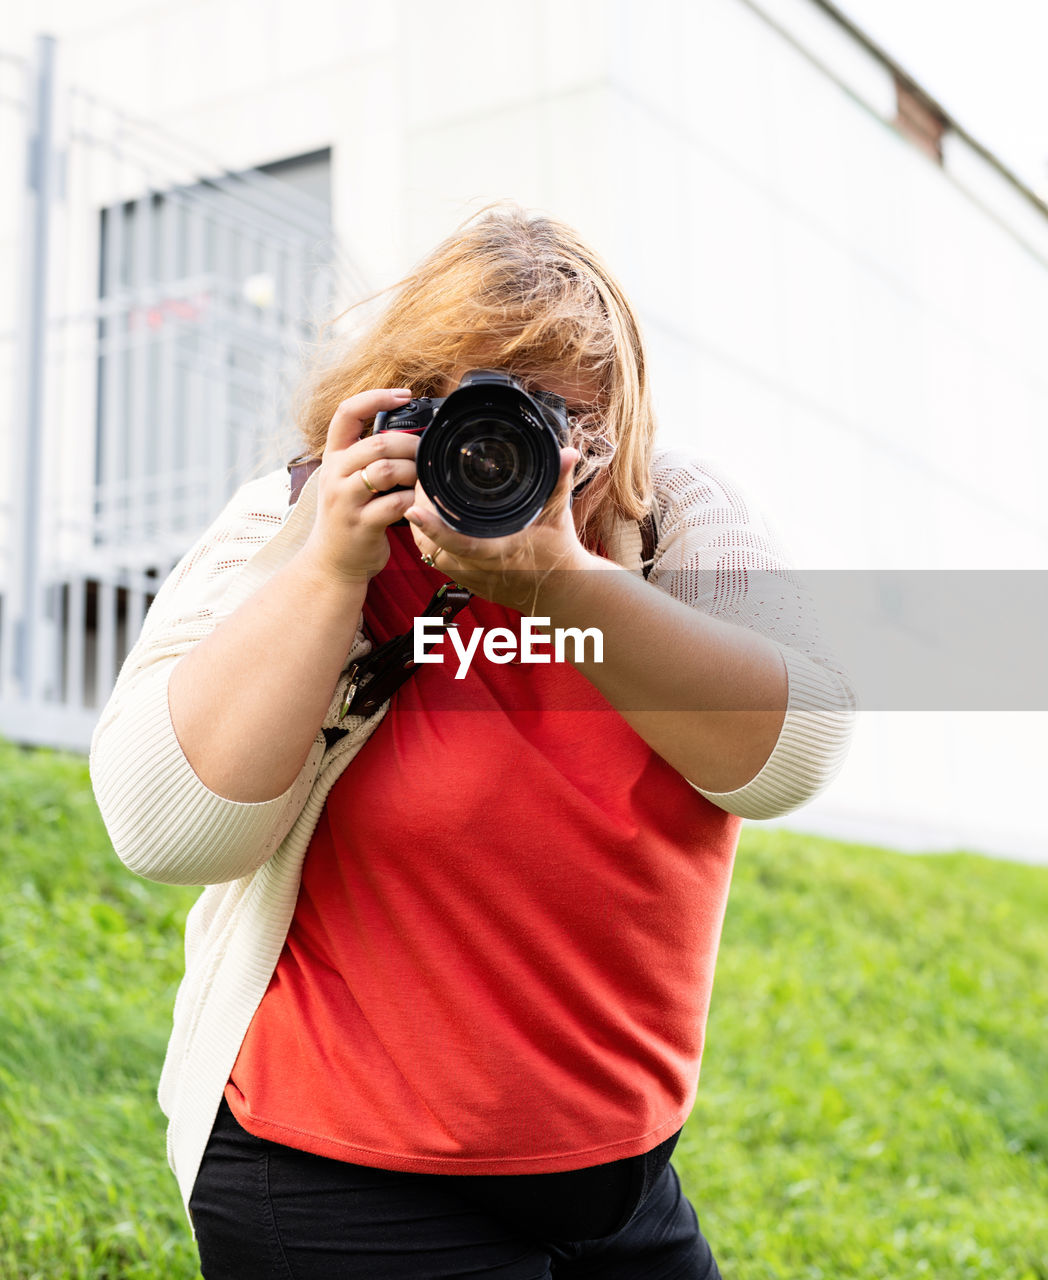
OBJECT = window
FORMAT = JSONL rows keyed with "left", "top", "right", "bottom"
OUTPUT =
{"left": 94, "top": 149, "right": 333, "bottom": 552}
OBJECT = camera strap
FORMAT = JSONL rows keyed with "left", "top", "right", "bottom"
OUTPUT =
{"left": 337, "top": 582, "right": 473, "bottom": 719}
{"left": 639, "top": 508, "right": 658, "bottom": 579}
{"left": 288, "top": 454, "right": 320, "bottom": 504}
{"left": 287, "top": 457, "right": 657, "bottom": 721}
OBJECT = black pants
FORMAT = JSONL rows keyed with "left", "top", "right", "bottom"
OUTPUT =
{"left": 190, "top": 1099, "right": 721, "bottom": 1279}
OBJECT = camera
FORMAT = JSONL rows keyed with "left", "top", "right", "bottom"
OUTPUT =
{"left": 372, "top": 368, "right": 569, "bottom": 538}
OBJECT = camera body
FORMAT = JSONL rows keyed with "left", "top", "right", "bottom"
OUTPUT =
{"left": 373, "top": 368, "right": 569, "bottom": 538}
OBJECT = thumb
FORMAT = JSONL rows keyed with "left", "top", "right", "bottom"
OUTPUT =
{"left": 542, "top": 447, "right": 581, "bottom": 521}
{"left": 558, "top": 446, "right": 580, "bottom": 485}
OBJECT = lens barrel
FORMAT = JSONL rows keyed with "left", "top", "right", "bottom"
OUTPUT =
{"left": 416, "top": 377, "right": 564, "bottom": 538}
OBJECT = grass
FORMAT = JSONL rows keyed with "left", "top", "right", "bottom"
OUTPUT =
{"left": 0, "top": 741, "right": 199, "bottom": 1279}
{"left": 1, "top": 738, "right": 1046, "bottom": 1278}
{"left": 680, "top": 833, "right": 1048, "bottom": 1279}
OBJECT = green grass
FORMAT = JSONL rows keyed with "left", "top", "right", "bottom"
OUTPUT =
{"left": 681, "top": 833, "right": 1048, "bottom": 1279}
{"left": 0, "top": 740, "right": 199, "bottom": 1279}
{"left": 1, "top": 738, "right": 1046, "bottom": 1278}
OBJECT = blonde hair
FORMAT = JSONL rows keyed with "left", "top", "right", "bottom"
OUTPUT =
{"left": 293, "top": 202, "right": 656, "bottom": 544}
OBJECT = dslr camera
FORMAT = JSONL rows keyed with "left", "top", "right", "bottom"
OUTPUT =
{"left": 372, "top": 368, "right": 569, "bottom": 538}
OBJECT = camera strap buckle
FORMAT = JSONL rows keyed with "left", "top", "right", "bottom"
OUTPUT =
{"left": 338, "top": 664, "right": 364, "bottom": 720}
{"left": 338, "top": 582, "right": 473, "bottom": 720}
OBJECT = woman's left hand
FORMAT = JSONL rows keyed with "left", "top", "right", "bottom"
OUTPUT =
{"left": 409, "top": 442, "right": 789, "bottom": 794}
{"left": 404, "top": 447, "right": 594, "bottom": 611}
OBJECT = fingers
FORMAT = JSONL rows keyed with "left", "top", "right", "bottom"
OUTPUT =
{"left": 323, "top": 388, "right": 413, "bottom": 456}
{"left": 318, "top": 387, "right": 421, "bottom": 510}
{"left": 353, "top": 460, "right": 418, "bottom": 528}
{"left": 404, "top": 490, "right": 484, "bottom": 560}
{"left": 355, "top": 456, "right": 417, "bottom": 498}
{"left": 356, "top": 487, "right": 417, "bottom": 529}
{"left": 327, "top": 423, "right": 421, "bottom": 482}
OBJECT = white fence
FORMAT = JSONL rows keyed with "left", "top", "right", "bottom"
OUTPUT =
{"left": 0, "top": 34, "right": 363, "bottom": 750}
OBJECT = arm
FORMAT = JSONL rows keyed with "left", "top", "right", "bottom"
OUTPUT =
{"left": 641, "top": 452, "right": 856, "bottom": 817}
{"left": 167, "top": 389, "right": 419, "bottom": 801}
{"left": 89, "top": 472, "right": 328, "bottom": 885}
{"left": 164, "top": 553, "right": 366, "bottom": 803}
{"left": 405, "top": 449, "right": 856, "bottom": 819}
{"left": 90, "top": 389, "right": 420, "bottom": 884}
{"left": 531, "top": 552, "right": 789, "bottom": 794}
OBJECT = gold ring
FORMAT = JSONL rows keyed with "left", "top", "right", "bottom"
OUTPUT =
{"left": 360, "top": 466, "right": 379, "bottom": 495}
{"left": 420, "top": 550, "right": 439, "bottom": 568}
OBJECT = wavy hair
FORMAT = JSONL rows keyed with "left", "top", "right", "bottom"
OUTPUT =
{"left": 292, "top": 202, "right": 656, "bottom": 544}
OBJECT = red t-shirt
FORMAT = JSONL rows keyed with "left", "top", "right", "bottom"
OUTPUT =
{"left": 226, "top": 525, "right": 741, "bottom": 1174}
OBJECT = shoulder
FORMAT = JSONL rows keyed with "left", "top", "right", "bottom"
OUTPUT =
{"left": 604, "top": 450, "right": 779, "bottom": 571}
{"left": 212, "top": 467, "right": 292, "bottom": 534}
{"left": 169, "top": 467, "right": 292, "bottom": 571}
{"left": 649, "top": 447, "right": 785, "bottom": 547}
{"left": 652, "top": 447, "right": 753, "bottom": 508}
{"left": 132, "top": 467, "right": 295, "bottom": 630}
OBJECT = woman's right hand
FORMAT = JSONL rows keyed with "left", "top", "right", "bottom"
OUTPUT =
{"left": 299, "top": 388, "right": 420, "bottom": 586}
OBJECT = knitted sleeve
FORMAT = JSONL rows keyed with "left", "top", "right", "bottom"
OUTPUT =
{"left": 89, "top": 470, "right": 354, "bottom": 886}
{"left": 646, "top": 449, "right": 857, "bottom": 820}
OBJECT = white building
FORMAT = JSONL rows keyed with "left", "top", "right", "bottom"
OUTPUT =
{"left": 2, "top": 0, "right": 1046, "bottom": 860}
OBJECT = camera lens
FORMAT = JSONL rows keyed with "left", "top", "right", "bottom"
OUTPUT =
{"left": 414, "top": 375, "right": 567, "bottom": 537}
{"left": 441, "top": 414, "right": 545, "bottom": 513}
{"left": 456, "top": 432, "right": 521, "bottom": 496}
{"left": 417, "top": 397, "right": 561, "bottom": 538}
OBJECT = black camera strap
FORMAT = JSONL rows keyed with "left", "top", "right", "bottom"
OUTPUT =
{"left": 287, "top": 457, "right": 657, "bottom": 722}
{"left": 337, "top": 582, "right": 473, "bottom": 719}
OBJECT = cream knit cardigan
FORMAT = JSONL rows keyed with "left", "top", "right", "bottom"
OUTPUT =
{"left": 90, "top": 449, "right": 856, "bottom": 1216}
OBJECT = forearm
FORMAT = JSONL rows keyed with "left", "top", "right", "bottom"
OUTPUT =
{"left": 535, "top": 555, "right": 788, "bottom": 793}
{"left": 168, "top": 551, "right": 366, "bottom": 802}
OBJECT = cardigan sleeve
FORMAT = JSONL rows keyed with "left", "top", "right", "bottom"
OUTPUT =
{"left": 89, "top": 470, "right": 359, "bottom": 886}
{"left": 646, "top": 449, "right": 857, "bottom": 821}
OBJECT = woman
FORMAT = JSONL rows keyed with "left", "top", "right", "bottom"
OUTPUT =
{"left": 91, "top": 203, "right": 855, "bottom": 1278}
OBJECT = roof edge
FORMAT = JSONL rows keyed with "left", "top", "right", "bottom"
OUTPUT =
{"left": 810, "top": 0, "right": 1048, "bottom": 221}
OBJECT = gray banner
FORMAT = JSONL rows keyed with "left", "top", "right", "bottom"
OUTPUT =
{"left": 368, "top": 568, "right": 1048, "bottom": 711}
{"left": 799, "top": 570, "right": 1048, "bottom": 711}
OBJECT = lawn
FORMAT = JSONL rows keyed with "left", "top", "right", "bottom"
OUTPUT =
{"left": 1, "top": 738, "right": 1045, "bottom": 1278}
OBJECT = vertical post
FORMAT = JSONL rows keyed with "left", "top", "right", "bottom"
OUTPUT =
{"left": 7, "top": 33, "right": 58, "bottom": 703}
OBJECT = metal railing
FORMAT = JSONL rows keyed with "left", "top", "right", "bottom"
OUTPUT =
{"left": 0, "top": 34, "right": 365, "bottom": 751}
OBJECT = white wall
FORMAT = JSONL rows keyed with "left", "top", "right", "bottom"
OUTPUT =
{"left": 4, "top": 0, "right": 1047, "bottom": 858}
